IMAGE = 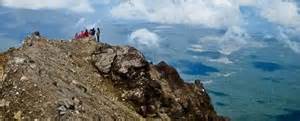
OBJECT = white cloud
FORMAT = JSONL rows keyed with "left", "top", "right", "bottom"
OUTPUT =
{"left": 279, "top": 29, "right": 300, "bottom": 54}
{"left": 111, "top": 0, "right": 242, "bottom": 28}
{"left": 235, "top": 0, "right": 300, "bottom": 30}
{"left": 74, "top": 17, "right": 101, "bottom": 29}
{"left": 191, "top": 26, "right": 263, "bottom": 55}
{"left": 236, "top": 0, "right": 258, "bottom": 6}
{"left": 111, "top": 0, "right": 300, "bottom": 31}
{"left": 0, "top": 0, "right": 94, "bottom": 13}
{"left": 129, "top": 28, "right": 160, "bottom": 48}
{"left": 260, "top": 0, "right": 300, "bottom": 29}
{"left": 285, "top": 39, "right": 300, "bottom": 53}
{"left": 188, "top": 45, "right": 205, "bottom": 53}
{"left": 208, "top": 57, "right": 233, "bottom": 64}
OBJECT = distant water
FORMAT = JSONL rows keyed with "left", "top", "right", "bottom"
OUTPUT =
{"left": 166, "top": 36, "right": 300, "bottom": 121}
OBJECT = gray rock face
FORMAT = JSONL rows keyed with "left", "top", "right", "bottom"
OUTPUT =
{"left": 93, "top": 47, "right": 116, "bottom": 74}
{"left": 114, "top": 46, "right": 148, "bottom": 74}
{"left": 92, "top": 45, "right": 148, "bottom": 76}
{"left": 0, "top": 36, "right": 228, "bottom": 121}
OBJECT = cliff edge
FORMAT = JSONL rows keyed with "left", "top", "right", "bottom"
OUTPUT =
{"left": 0, "top": 35, "right": 228, "bottom": 121}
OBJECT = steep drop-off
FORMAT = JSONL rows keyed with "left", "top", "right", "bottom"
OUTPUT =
{"left": 0, "top": 35, "right": 228, "bottom": 121}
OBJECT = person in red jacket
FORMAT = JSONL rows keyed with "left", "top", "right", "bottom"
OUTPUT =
{"left": 79, "top": 31, "right": 84, "bottom": 38}
{"left": 84, "top": 29, "right": 89, "bottom": 38}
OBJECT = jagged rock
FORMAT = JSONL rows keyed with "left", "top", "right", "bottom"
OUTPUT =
{"left": 92, "top": 45, "right": 148, "bottom": 81}
{"left": 155, "top": 61, "right": 185, "bottom": 89}
{"left": 93, "top": 47, "right": 116, "bottom": 74}
{"left": 113, "top": 46, "right": 148, "bottom": 74}
{"left": 0, "top": 35, "right": 228, "bottom": 121}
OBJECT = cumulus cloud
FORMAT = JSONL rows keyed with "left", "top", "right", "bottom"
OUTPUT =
{"left": 111, "top": 0, "right": 300, "bottom": 31}
{"left": 111, "top": 0, "right": 242, "bottom": 28}
{"left": 0, "top": 0, "right": 94, "bottom": 13}
{"left": 260, "top": 0, "right": 300, "bottom": 29}
{"left": 190, "top": 26, "right": 263, "bottom": 55}
{"left": 235, "top": 0, "right": 300, "bottom": 30}
{"left": 129, "top": 28, "right": 160, "bottom": 48}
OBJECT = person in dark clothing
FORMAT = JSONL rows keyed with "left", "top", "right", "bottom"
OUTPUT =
{"left": 89, "top": 28, "right": 96, "bottom": 36}
{"left": 96, "top": 28, "right": 100, "bottom": 42}
{"left": 32, "top": 31, "right": 40, "bottom": 37}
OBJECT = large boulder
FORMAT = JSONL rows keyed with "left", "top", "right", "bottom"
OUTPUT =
{"left": 92, "top": 47, "right": 116, "bottom": 74}
{"left": 113, "top": 46, "right": 148, "bottom": 74}
{"left": 92, "top": 45, "right": 150, "bottom": 88}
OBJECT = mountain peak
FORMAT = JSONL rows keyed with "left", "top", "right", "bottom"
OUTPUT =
{"left": 0, "top": 35, "right": 228, "bottom": 120}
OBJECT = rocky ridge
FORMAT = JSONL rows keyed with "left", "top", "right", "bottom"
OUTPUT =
{"left": 0, "top": 35, "right": 228, "bottom": 120}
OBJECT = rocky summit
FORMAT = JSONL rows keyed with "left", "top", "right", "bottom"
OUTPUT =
{"left": 0, "top": 35, "right": 228, "bottom": 121}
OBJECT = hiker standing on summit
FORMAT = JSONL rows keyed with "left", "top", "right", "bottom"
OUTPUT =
{"left": 96, "top": 28, "right": 101, "bottom": 42}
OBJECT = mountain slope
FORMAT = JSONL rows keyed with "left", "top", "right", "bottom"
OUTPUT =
{"left": 0, "top": 35, "right": 228, "bottom": 121}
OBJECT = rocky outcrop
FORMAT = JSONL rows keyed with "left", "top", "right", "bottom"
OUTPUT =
{"left": 0, "top": 35, "right": 228, "bottom": 120}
